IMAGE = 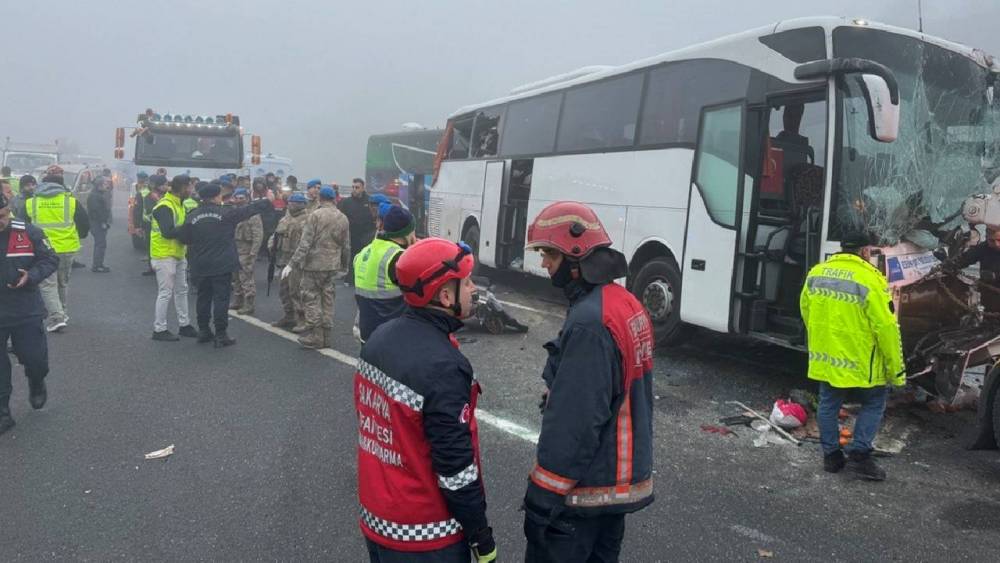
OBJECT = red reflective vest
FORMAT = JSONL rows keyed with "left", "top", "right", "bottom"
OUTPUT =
{"left": 355, "top": 354, "right": 482, "bottom": 552}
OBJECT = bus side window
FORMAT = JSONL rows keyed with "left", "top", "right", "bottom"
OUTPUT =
{"left": 450, "top": 116, "right": 474, "bottom": 159}
{"left": 471, "top": 107, "right": 502, "bottom": 158}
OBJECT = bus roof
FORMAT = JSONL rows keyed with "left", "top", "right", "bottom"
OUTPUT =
{"left": 450, "top": 16, "right": 998, "bottom": 118}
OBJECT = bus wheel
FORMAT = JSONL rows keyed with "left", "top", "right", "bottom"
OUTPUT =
{"left": 632, "top": 257, "right": 692, "bottom": 347}
{"left": 462, "top": 224, "right": 481, "bottom": 273}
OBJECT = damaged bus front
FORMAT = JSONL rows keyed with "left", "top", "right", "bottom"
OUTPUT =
{"left": 827, "top": 26, "right": 1000, "bottom": 447}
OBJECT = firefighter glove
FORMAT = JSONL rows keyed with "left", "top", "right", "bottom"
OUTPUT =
{"left": 470, "top": 527, "right": 496, "bottom": 562}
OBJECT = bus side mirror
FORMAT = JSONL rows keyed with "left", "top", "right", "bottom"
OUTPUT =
{"left": 857, "top": 74, "right": 900, "bottom": 143}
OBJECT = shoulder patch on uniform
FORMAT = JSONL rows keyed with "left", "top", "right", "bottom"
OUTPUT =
{"left": 10, "top": 220, "right": 26, "bottom": 230}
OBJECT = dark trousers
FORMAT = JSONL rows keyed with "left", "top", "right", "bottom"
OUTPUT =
{"left": 92, "top": 224, "right": 109, "bottom": 268}
{"left": 524, "top": 512, "right": 626, "bottom": 563}
{"left": 365, "top": 538, "right": 468, "bottom": 562}
{"left": 195, "top": 273, "right": 233, "bottom": 332}
{"left": 345, "top": 236, "right": 370, "bottom": 282}
{"left": 0, "top": 318, "right": 49, "bottom": 408}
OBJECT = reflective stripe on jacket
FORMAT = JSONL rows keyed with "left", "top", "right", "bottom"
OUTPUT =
{"left": 800, "top": 252, "right": 905, "bottom": 388}
{"left": 527, "top": 282, "right": 655, "bottom": 516}
{"left": 354, "top": 237, "right": 403, "bottom": 299}
{"left": 27, "top": 193, "right": 80, "bottom": 253}
{"left": 150, "top": 192, "right": 186, "bottom": 259}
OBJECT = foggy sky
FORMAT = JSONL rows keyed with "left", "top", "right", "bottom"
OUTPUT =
{"left": 2, "top": 0, "right": 996, "bottom": 182}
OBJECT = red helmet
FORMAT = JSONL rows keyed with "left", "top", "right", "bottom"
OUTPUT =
{"left": 525, "top": 201, "right": 612, "bottom": 259}
{"left": 395, "top": 237, "right": 475, "bottom": 307}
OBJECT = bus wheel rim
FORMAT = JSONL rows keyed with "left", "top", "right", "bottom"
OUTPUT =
{"left": 643, "top": 279, "right": 674, "bottom": 321}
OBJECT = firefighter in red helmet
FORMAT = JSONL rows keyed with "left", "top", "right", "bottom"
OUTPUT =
{"left": 354, "top": 237, "right": 497, "bottom": 563}
{"left": 522, "top": 201, "right": 655, "bottom": 562}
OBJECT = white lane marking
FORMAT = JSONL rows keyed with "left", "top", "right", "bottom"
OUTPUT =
{"left": 230, "top": 311, "right": 539, "bottom": 445}
{"left": 495, "top": 299, "right": 559, "bottom": 317}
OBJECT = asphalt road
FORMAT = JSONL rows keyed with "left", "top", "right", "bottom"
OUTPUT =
{"left": 3, "top": 197, "right": 1000, "bottom": 562}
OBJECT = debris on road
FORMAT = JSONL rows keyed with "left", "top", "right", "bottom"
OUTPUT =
{"left": 144, "top": 445, "right": 175, "bottom": 460}
{"left": 728, "top": 401, "right": 801, "bottom": 445}
{"left": 700, "top": 424, "right": 735, "bottom": 436}
{"left": 757, "top": 548, "right": 774, "bottom": 558}
{"left": 769, "top": 399, "right": 807, "bottom": 429}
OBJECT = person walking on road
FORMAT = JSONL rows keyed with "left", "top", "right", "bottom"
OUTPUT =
{"left": 269, "top": 192, "right": 309, "bottom": 330}
{"left": 229, "top": 188, "right": 264, "bottom": 315}
{"left": 800, "top": 230, "right": 905, "bottom": 481}
{"left": 353, "top": 205, "right": 415, "bottom": 342}
{"left": 179, "top": 182, "right": 273, "bottom": 347}
{"left": 149, "top": 174, "right": 197, "bottom": 341}
{"left": 26, "top": 166, "right": 90, "bottom": 333}
{"left": 338, "top": 178, "right": 375, "bottom": 287}
{"left": 87, "top": 177, "right": 113, "bottom": 273}
{"left": 356, "top": 237, "right": 497, "bottom": 563}
{"left": 0, "top": 192, "right": 59, "bottom": 436}
{"left": 522, "top": 201, "right": 655, "bottom": 563}
{"left": 284, "top": 186, "right": 348, "bottom": 349}
{"left": 128, "top": 171, "right": 149, "bottom": 249}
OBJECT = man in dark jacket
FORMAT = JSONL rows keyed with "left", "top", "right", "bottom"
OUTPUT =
{"left": 0, "top": 192, "right": 59, "bottom": 435}
{"left": 338, "top": 178, "right": 376, "bottom": 286}
{"left": 87, "top": 177, "right": 113, "bottom": 273}
{"left": 356, "top": 237, "right": 497, "bottom": 562}
{"left": 177, "top": 182, "right": 273, "bottom": 347}
{"left": 522, "top": 201, "right": 655, "bottom": 563}
{"left": 10, "top": 175, "right": 36, "bottom": 220}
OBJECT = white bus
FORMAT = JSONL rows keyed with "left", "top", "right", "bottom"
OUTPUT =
{"left": 428, "top": 16, "right": 999, "bottom": 353}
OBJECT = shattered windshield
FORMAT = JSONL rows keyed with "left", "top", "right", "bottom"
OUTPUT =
{"left": 830, "top": 27, "right": 1000, "bottom": 246}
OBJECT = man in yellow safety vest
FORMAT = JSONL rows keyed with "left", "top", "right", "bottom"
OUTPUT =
{"left": 25, "top": 166, "right": 90, "bottom": 333}
{"left": 149, "top": 174, "right": 198, "bottom": 341}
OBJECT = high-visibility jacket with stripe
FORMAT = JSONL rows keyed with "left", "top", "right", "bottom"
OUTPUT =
{"left": 355, "top": 307, "right": 488, "bottom": 552}
{"left": 150, "top": 192, "right": 186, "bottom": 260}
{"left": 800, "top": 252, "right": 905, "bottom": 388}
{"left": 27, "top": 192, "right": 80, "bottom": 254}
{"left": 353, "top": 237, "right": 406, "bottom": 341}
{"left": 526, "top": 282, "right": 655, "bottom": 516}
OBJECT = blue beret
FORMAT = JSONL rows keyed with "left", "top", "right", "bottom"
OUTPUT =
{"left": 307, "top": 178, "right": 322, "bottom": 188}
{"left": 288, "top": 192, "right": 307, "bottom": 203}
{"left": 233, "top": 188, "right": 249, "bottom": 198}
{"left": 319, "top": 186, "right": 336, "bottom": 200}
{"left": 137, "top": 171, "right": 149, "bottom": 179}
{"left": 369, "top": 193, "right": 390, "bottom": 206}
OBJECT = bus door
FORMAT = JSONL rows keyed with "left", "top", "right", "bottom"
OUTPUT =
{"left": 495, "top": 159, "right": 533, "bottom": 269}
{"left": 736, "top": 92, "right": 827, "bottom": 342}
{"left": 478, "top": 160, "right": 505, "bottom": 268}
{"left": 681, "top": 103, "right": 746, "bottom": 333}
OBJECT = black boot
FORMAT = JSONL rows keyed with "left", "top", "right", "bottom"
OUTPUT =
{"left": 847, "top": 451, "right": 886, "bottom": 481}
{"left": 28, "top": 379, "right": 47, "bottom": 410}
{"left": 178, "top": 325, "right": 199, "bottom": 338}
{"left": 0, "top": 403, "right": 14, "bottom": 436}
{"left": 823, "top": 450, "right": 846, "bottom": 473}
{"left": 214, "top": 331, "right": 236, "bottom": 348}
{"left": 197, "top": 328, "right": 215, "bottom": 344}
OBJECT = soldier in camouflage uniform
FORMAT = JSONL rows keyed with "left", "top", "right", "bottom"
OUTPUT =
{"left": 285, "top": 186, "right": 348, "bottom": 349}
{"left": 270, "top": 192, "right": 309, "bottom": 330}
{"left": 230, "top": 188, "right": 264, "bottom": 315}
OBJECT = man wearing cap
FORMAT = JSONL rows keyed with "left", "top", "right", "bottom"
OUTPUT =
{"left": 338, "top": 178, "right": 376, "bottom": 287}
{"left": 304, "top": 179, "right": 322, "bottom": 213}
{"left": 26, "top": 166, "right": 91, "bottom": 333}
{"left": 0, "top": 191, "right": 59, "bottom": 435}
{"left": 149, "top": 174, "right": 197, "bottom": 341}
{"left": 800, "top": 230, "right": 905, "bottom": 481}
{"left": 269, "top": 192, "right": 310, "bottom": 330}
{"left": 285, "top": 186, "right": 349, "bottom": 349}
{"left": 179, "top": 182, "right": 274, "bottom": 347}
{"left": 10, "top": 175, "right": 37, "bottom": 221}
{"left": 353, "top": 205, "right": 416, "bottom": 342}
{"left": 229, "top": 188, "right": 265, "bottom": 315}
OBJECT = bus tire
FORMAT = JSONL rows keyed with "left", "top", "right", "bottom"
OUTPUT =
{"left": 631, "top": 256, "right": 692, "bottom": 347}
{"left": 462, "top": 223, "right": 481, "bottom": 274}
{"left": 965, "top": 363, "right": 1000, "bottom": 450}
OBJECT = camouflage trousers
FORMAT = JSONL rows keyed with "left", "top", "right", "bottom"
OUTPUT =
{"left": 299, "top": 270, "right": 336, "bottom": 330}
{"left": 232, "top": 250, "right": 257, "bottom": 301}
{"left": 278, "top": 266, "right": 303, "bottom": 319}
